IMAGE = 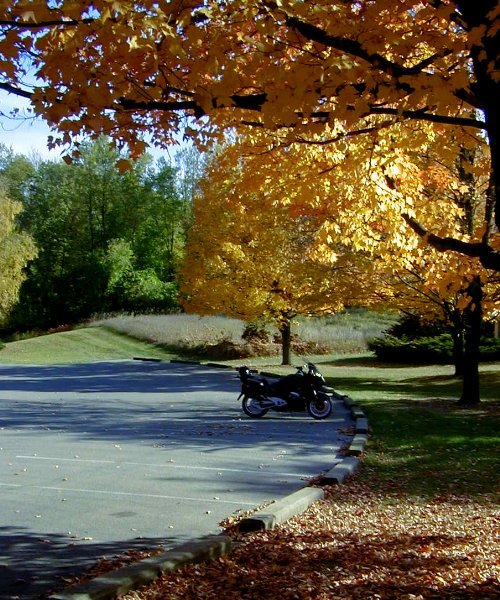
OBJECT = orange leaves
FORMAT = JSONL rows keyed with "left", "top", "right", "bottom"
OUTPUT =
{"left": 45, "top": 101, "right": 68, "bottom": 124}
{"left": 0, "top": 0, "right": 492, "bottom": 164}
{"left": 115, "top": 158, "right": 132, "bottom": 173}
{"left": 207, "top": 119, "right": 498, "bottom": 324}
{"left": 2, "top": 1, "right": 498, "bottom": 274}
{"left": 118, "top": 482, "right": 500, "bottom": 600}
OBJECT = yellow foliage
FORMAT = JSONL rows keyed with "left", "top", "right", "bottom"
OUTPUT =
{"left": 0, "top": 187, "right": 37, "bottom": 324}
{"left": 180, "top": 143, "right": 373, "bottom": 324}
{"left": 2, "top": 0, "right": 498, "bottom": 283}
{"left": 182, "top": 122, "right": 498, "bottom": 328}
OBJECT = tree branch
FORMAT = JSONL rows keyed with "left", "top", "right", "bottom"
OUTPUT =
{"left": 402, "top": 213, "right": 500, "bottom": 271}
{"left": 369, "top": 106, "right": 485, "bottom": 130}
{"left": 0, "top": 18, "right": 94, "bottom": 28}
{"left": 117, "top": 98, "right": 206, "bottom": 118}
{"left": 284, "top": 15, "right": 460, "bottom": 82}
{"left": 118, "top": 92, "right": 269, "bottom": 118}
{"left": 0, "top": 82, "right": 32, "bottom": 99}
{"left": 285, "top": 14, "right": 477, "bottom": 111}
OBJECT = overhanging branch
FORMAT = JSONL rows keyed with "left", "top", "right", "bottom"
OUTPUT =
{"left": 370, "top": 106, "right": 485, "bottom": 130}
{"left": 117, "top": 92, "right": 268, "bottom": 118}
{"left": 402, "top": 213, "right": 500, "bottom": 271}
{"left": 285, "top": 16, "right": 425, "bottom": 80}
{"left": 0, "top": 82, "right": 32, "bottom": 99}
{"left": 0, "top": 18, "right": 94, "bottom": 28}
{"left": 118, "top": 97, "right": 206, "bottom": 118}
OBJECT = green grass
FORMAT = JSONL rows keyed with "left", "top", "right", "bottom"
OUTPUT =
{"left": 359, "top": 398, "right": 499, "bottom": 497}
{"left": 315, "top": 357, "right": 500, "bottom": 499}
{"left": 0, "top": 326, "right": 175, "bottom": 364}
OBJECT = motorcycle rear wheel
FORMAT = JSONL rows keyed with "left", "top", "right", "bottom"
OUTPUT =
{"left": 306, "top": 396, "right": 332, "bottom": 419}
{"left": 242, "top": 395, "right": 269, "bottom": 418}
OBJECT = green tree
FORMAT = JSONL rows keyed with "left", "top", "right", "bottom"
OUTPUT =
{"left": 0, "top": 144, "right": 36, "bottom": 203}
{"left": 6, "top": 139, "right": 185, "bottom": 329}
{"left": 135, "top": 156, "right": 187, "bottom": 279}
{"left": 0, "top": 181, "right": 36, "bottom": 325}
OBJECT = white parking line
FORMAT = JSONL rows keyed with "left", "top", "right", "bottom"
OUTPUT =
{"left": 29, "top": 484, "right": 258, "bottom": 505}
{"left": 16, "top": 455, "right": 114, "bottom": 464}
{"left": 15, "top": 455, "right": 310, "bottom": 479}
{"left": 0, "top": 481, "right": 256, "bottom": 505}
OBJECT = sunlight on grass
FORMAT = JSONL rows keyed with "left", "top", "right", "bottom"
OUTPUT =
{"left": 0, "top": 327, "right": 174, "bottom": 364}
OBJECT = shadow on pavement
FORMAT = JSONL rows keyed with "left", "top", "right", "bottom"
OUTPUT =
{"left": 0, "top": 525, "right": 177, "bottom": 600}
{"left": 0, "top": 361, "right": 344, "bottom": 450}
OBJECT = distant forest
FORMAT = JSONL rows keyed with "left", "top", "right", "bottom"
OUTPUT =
{"left": 0, "top": 138, "right": 203, "bottom": 332}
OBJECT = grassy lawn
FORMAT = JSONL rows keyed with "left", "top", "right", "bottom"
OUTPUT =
{"left": 0, "top": 326, "right": 176, "bottom": 364}
{"left": 2, "top": 321, "right": 498, "bottom": 598}
{"left": 315, "top": 356, "right": 500, "bottom": 498}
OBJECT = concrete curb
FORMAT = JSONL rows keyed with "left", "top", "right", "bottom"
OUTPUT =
{"left": 48, "top": 363, "right": 368, "bottom": 599}
{"left": 346, "top": 433, "right": 368, "bottom": 456}
{"left": 321, "top": 456, "right": 361, "bottom": 484}
{"left": 238, "top": 486, "right": 325, "bottom": 532}
{"left": 48, "top": 535, "right": 232, "bottom": 600}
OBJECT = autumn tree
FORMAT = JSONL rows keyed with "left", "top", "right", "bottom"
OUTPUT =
{"left": 1, "top": 1, "right": 498, "bottom": 270}
{"left": 366, "top": 140, "right": 499, "bottom": 402}
{"left": 199, "top": 124, "right": 497, "bottom": 403}
{"left": 373, "top": 250, "right": 499, "bottom": 398}
{"left": 180, "top": 144, "right": 370, "bottom": 364}
{"left": 0, "top": 181, "right": 36, "bottom": 325}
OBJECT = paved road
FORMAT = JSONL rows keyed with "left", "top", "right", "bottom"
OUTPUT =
{"left": 0, "top": 361, "right": 353, "bottom": 599}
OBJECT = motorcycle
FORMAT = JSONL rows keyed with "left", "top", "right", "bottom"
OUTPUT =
{"left": 237, "top": 362, "right": 333, "bottom": 419}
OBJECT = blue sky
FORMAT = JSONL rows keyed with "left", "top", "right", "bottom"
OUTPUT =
{"left": 0, "top": 89, "right": 183, "bottom": 161}
{"left": 0, "top": 90, "right": 60, "bottom": 158}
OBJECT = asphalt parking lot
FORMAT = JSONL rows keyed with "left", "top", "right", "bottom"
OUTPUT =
{"left": 0, "top": 360, "right": 353, "bottom": 599}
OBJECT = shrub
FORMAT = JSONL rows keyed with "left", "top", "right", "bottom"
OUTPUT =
{"left": 479, "top": 337, "right": 500, "bottom": 361}
{"left": 241, "top": 322, "right": 272, "bottom": 344}
{"left": 368, "top": 334, "right": 453, "bottom": 363}
{"left": 386, "top": 314, "right": 448, "bottom": 339}
{"left": 368, "top": 334, "right": 500, "bottom": 364}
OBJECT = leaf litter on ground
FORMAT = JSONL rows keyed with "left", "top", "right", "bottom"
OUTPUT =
{"left": 114, "top": 475, "right": 499, "bottom": 600}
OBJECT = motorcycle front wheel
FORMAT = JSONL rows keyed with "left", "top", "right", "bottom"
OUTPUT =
{"left": 242, "top": 395, "right": 269, "bottom": 418}
{"left": 306, "top": 395, "right": 332, "bottom": 419}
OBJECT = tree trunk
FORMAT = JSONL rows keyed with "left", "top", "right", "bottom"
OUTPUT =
{"left": 451, "top": 328, "right": 464, "bottom": 377}
{"left": 449, "top": 309, "right": 465, "bottom": 377}
{"left": 458, "top": 277, "right": 483, "bottom": 406}
{"left": 458, "top": 0, "right": 500, "bottom": 233}
{"left": 482, "top": 82, "right": 500, "bottom": 235}
{"left": 280, "top": 320, "right": 292, "bottom": 366}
